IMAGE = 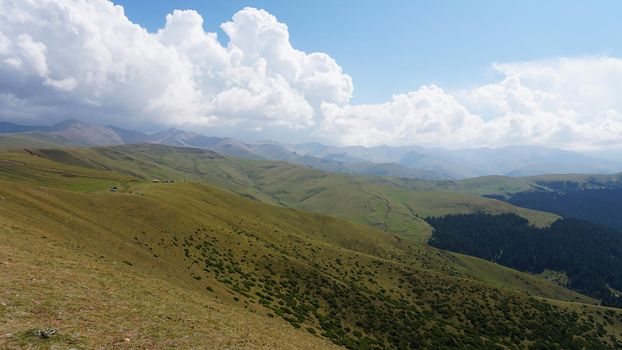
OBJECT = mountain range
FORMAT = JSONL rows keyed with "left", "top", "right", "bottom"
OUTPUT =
{"left": 1, "top": 119, "right": 620, "bottom": 180}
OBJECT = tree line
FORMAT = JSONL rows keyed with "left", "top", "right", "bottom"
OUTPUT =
{"left": 426, "top": 213, "right": 622, "bottom": 307}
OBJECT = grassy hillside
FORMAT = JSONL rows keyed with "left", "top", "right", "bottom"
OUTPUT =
{"left": 1, "top": 206, "right": 338, "bottom": 350}
{"left": 444, "top": 253, "right": 596, "bottom": 304}
{"left": 0, "top": 144, "right": 558, "bottom": 242}
{"left": 0, "top": 133, "right": 68, "bottom": 149}
{"left": 371, "top": 172, "right": 622, "bottom": 199}
{"left": 449, "top": 173, "right": 622, "bottom": 197}
{"left": 3, "top": 180, "right": 622, "bottom": 349}
{"left": 1, "top": 144, "right": 622, "bottom": 348}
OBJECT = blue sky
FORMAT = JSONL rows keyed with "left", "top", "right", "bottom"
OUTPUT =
{"left": 115, "top": 0, "right": 622, "bottom": 103}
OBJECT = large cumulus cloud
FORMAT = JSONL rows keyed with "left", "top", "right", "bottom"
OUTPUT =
{"left": 1, "top": 0, "right": 621, "bottom": 150}
{"left": 0, "top": 0, "right": 352, "bottom": 129}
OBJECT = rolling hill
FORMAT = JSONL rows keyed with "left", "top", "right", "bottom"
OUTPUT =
{"left": 2, "top": 144, "right": 622, "bottom": 349}
{"left": 0, "top": 144, "right": 560, "bottom": 242}
{"left": 0, "top": 146, "right": 622, "bottom": 349}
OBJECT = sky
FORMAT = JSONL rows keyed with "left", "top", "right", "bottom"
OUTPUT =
{"left": 1, "top": 0, "right": 622, "bottom": 150}
{"left": 114, "top": 0, "right": 622, "bottom": 103}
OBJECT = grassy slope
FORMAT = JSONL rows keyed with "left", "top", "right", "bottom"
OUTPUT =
{"left": 0, "top": 182, "right": 340, "bottom": 349}
{"left": 1, "top": 145, "right": 622, "bottom": 348}
{"left": 0, "top": 133, "right": 68, "bottom": 149}
{"left": 448, "top": 175, "right": 537, "bottom": 195}
{"left": 10, "top": 144, "right": 556, "bottom": 239}
{"left": 0, "top": 216, "right": 338, "bottom": 349}
{"left": 444, "top": 253, "right": 595, "bottom": 304}
{"left": 2, "top": 180, "right": 621, "bottom": 349}
{"left": 370, "top": 172, "right": 622, "bottom": 197}
{"left": 431, "top": 173, "right": 622, "bottom": 196}
{"left": 0, "top": 145, "right": 582, "bottom": 297}
{"left": 401, "top": 191, "right": 557, "bottom": 227}
{"left": 369, "top": 175, "right": 535, "bottom": 196}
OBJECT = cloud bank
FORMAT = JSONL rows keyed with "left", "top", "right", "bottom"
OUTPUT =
{"left": 320, "top": 57, "right": 622, "bottom": 150}
{"left": 1, "top": 0, "right": 621, "bottom": 150}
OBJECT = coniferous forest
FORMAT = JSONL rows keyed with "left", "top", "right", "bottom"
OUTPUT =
{"left": 426, "top": 213, "right": 622, "bottom": 307}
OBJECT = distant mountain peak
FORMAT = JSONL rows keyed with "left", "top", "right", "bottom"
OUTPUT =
{"left": 255, "top": 139, "right": 281, "bottom": 145}
{"left": 1, "top": 118, "right": 621, "bottom": 179}
{"left": 51, "top": 118, "right": 83, "bottom": 128}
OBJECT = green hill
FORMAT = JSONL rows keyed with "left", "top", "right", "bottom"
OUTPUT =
{"left": 0, "top": 133, "right": 69, "bottom": 149}
{"left": 1, "top": 144, "right": 558, "bottom": 240}
{"left": 1, "top": 144, "right": 622, "bottom": 348}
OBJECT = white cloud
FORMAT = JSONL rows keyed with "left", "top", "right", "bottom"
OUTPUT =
{"left": 460, "top": 57, "right": 622, "bottom": 150}
{"left": 0, "top": 0, "right": 351, "bottom": 129}
{"left": 319, "top": 85, "right": 485, "bottom": 147}
{"left": 321, "top": 57, "right": 622, "bottom": 150}
{"left": 0, "top": 0, "right": 621, "bottom": 150}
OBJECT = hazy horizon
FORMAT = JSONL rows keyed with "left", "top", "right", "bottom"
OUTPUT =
{"left": 5, "top": 117, "right": 622, "bottom": 166}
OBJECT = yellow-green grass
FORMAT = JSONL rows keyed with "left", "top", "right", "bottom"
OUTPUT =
{"left": 0, "top": 206, "right": 339, "bottom": 349}
{"left": 547, "top": 299, "right": 622, "bottom": 342}
{"left": 401, "top": 191, "right": 558, "bottom": 225}
{"left": 442, "top": 252, "right": 596, "bottom": 305}
{"left": 449, "top": 175, "right": 536, "bottom": 195}
{"left": 0, "top": 145, "right": 558, "bottom": 242}
{"left": 0, "top": 149, "right": 132, "bottom": 192}
{"left": 2, "top": 144, "right": 621, "bottom": 347}
{"left": 1, "top": 176, "right": 621, "bottom": 348}
{"left": 0, "top": 133, "right": 68, "bottom": 150}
